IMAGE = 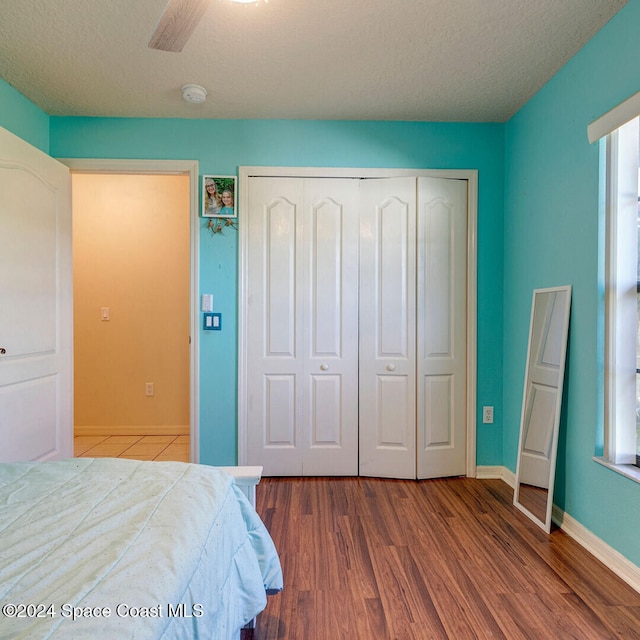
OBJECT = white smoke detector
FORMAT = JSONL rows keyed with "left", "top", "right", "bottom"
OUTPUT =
{"left": 181, "top": 84, "right": 207, "bottom": 104}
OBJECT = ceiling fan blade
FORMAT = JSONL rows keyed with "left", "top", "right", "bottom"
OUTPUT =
{"left": 148, "top": 0, "right": 210, "bottom": 52}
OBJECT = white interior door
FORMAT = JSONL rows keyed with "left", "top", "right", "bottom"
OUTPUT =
{"left": 0, "top": 126, "right": 73, "bottom": 462}
{"left": 416, "top": 177, "right": 468, "bottom": 478}
{"left": 519, "top": 288, "right": 570, "bottom": 488}
{"left": 246, "top": 177, "right": 359, "bottom": 475}
{"left": 359, "top": 177, "right": 417, "bottom": 478}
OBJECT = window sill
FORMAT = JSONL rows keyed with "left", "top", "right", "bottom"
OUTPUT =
{"left": 593, "top": 456, "right": 640, "bottom": 484}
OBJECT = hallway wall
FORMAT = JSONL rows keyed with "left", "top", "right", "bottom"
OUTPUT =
{"left": 73, "top": 173, "right": 190, "bottom": 435}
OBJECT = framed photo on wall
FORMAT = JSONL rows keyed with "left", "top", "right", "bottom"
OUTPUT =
{"left": 202, "top": 175, "right": 237, "bottom": 218}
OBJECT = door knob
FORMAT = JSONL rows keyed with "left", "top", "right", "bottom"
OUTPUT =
{"left": 386, "top": 364, "right": 395, "bottom": 372}
{"left": 320, "top": 363, "right": 329, "bottom": 371}
{"left": 0, "top": 348, "right": 6, "bottom": 355}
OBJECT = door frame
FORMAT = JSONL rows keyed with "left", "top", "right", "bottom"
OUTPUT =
{"left": 237, "top": 166, "right": 478, "bottom": 478}
{"left": 59, "top": 158, "right": 200, "bottom": 463}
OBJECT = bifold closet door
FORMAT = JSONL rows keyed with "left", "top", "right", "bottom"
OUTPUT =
{"left": 246, "top": 177, "right": 360, "bottom": 476}
{"left": 359, "top": 177, "right": 418, "bottom": 478}
{"left": 359, "top": 176, "right": 468, "bottom": 479}
{"left": 416, "top": 177, "right": 467, "bottom": 479}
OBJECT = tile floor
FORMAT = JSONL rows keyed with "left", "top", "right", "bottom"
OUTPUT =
{"left": 74, "top": 434, "right": 190, "bottom": 462}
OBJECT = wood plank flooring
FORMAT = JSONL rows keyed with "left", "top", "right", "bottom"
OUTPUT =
{"left": 248, "top": 477, "right": 640, "bottom": 640}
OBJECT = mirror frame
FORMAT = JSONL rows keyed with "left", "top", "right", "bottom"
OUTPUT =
{"left": 513, "top": 285, "right": 572, "bottom": 533}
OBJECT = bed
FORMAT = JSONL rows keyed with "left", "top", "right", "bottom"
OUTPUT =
{"left": 0, "top": 458, "right": 283, "bottom": 639}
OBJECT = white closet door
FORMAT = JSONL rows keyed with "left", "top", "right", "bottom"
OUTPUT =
{"left": 359, "top": 177, "right": 417, "bottom": 478}
{"left": 301, "top": 180, "right": 360, "bottom": 475}
{"left": 246, "top": 177, "right": 303, "bottom": 474}
{"left": 416, "top": 177, "right": 468, "bottom": 478}
{"left": 0, "top": 126, "right": 72, "bottom": 462}
{"left": 246, "top": 177, "right": 359, "bottom": 475}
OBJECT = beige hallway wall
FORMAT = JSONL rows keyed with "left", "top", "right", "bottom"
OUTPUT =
{"left": 72, "top": 173, "right": 190, "bottom": 436}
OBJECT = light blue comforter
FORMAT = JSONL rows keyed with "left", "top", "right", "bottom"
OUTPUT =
{"left": 0, "top": 458, "right": 282, "bottom": 639}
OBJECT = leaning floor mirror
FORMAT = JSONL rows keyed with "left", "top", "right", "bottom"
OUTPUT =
{"left": 513, "top": 285, "right": 572, "bottom": 533}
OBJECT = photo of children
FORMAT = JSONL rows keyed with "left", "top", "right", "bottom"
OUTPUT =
{"left": 202, "top": 175, "right": 236, "bottom": 218}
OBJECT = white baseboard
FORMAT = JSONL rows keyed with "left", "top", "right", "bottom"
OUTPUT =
{"left": 75, "top": 425, "right": 189, "bottom": 437}
{"left": 551, "top": 505, "right": 640, "bottom": 594}
{"left": 476, "top": 464, "right": 516, "bottom": 487}
{"left": 476, "top": 465, "right": 640, "bottom": 594}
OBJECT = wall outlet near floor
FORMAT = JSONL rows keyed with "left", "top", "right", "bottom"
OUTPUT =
{"left": 482, "top": 406, "right": 494, "bottom": 424}
{"left": 145, "top": 382, "right": 154, "bottom": 397}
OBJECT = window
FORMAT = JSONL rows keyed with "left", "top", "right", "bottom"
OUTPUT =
{"left": 604, "top": 116, "right": 640, "bottom": 472}
{"left": 637, "top": 163, "right": 640, "bottom": 468}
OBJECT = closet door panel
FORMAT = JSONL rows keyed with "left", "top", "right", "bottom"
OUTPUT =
{"left": 264, "top": 374, "right": 297, "bottom": 446}
{"left": 265, "top": 199, "right": 297, "bottom": 356}
{"left": 247, "top": 177, "right": 359, "bottom": 476}
{"left": 423, "top": 374, "right": 454, "bottom": 446}
{"left": 417, "top": 177, "right": 468, "bottom": 478}
{"left": 379, "top": 205, "right": 411, "bottom": 356}
{"left": 359, "top": 178, "right": 417, "bottom": 479}
{"left": 309, "top": 374, "right": 341, "bottom": 443}
{"left": 378, "top": 375, "right": 411, "bottom": 445}
{"left": 311, "top": 201, "right": 341, "bottom": 352}
{"left": 302, "top": 180, "right": 359, "bottom": 475}
{"left": 247, "top": 178, "right": 304, "bottom": 475}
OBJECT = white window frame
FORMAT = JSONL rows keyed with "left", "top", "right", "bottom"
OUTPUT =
{"left": 589, "top": 92, "right": 640, "bottom": 481}
{"left": 603, "top": 116, "right": 639, "bottom": 468}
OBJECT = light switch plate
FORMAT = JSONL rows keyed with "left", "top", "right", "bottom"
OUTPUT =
{"left": 203, "top": 312, "right": 222, "bottom": 330}
{"left": 201, "top": 294, "right": 214, "bottom": 313}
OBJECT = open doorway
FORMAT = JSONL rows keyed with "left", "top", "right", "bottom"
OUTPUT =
{"left": 63, "top": 160, "right": 199, "bottom": 463}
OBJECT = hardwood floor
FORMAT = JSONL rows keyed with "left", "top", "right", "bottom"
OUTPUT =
{"left": 248, "top": 477, "right": 640, "bottom": 640}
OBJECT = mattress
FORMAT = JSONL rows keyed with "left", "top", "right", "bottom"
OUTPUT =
{"left": 0, "top": 458, "right": 282, "bottom": 639}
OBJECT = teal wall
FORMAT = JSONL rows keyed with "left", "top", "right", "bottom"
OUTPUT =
{"left": 504, "top": 0, "right": 640, "bottom": 565}
{"left": 47, "top": 118, "right": 505, "bottom": 469}
{"left": 0, "top": 78, "right": 49, "bottom": 153}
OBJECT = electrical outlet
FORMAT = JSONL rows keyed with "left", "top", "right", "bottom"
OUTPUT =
{"left": 145, "top": 382, "right": 154, "bottom": 397}
{"left": 482, "top": 406, "right": 494, "bottom": 424}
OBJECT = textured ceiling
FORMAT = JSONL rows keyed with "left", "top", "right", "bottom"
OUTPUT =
{"left": 0, "top": 0, "right": 628, "bottom": 122}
